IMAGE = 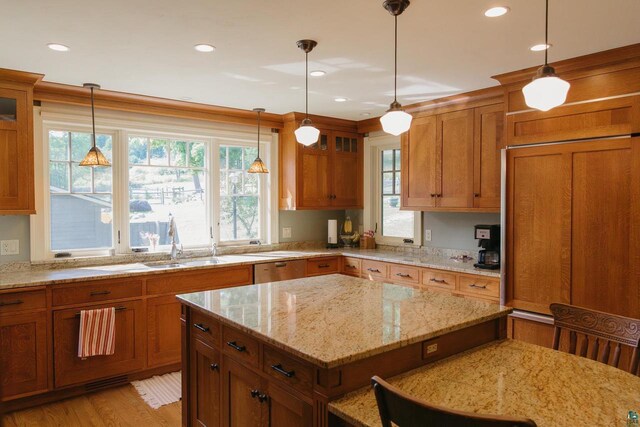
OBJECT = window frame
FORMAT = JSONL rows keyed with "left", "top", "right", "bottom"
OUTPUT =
{"left": 363, "top": 133, "right": 421, "bottom": 247}
{"left": 31, "top": 104, "right": 275, "bottom": 261}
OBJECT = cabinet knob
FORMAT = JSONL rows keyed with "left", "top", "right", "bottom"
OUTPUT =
{"left": 474, "top": 193, "right": 480, "bottom": 198}
{"left": 250, "top": 389, "right": 260, "bottom": 398}
{"left": 210, "top": 363, "right": 219, "bottom": 371}
{"left": 430, "top": 193, "right": 436, "bottom": 198}
{"left": 258, "top": 394, "right": 269, "bottom": 403}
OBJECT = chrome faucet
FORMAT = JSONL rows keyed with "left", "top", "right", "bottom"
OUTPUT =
{"left": 211, "top": 240, "right": 218, "bottom": 257}
{"left": 168, "top": 215, "right": 183, "bottom": 260}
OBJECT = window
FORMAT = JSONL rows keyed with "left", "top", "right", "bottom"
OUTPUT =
{"left": 380, "top": 148, "right": 414, "bottom": 239}
{"left": 48, "top": 130, "right": 113, "bottom": 251}
{"left": 219, "top": 145, "right": 260, "bottom": 242}
{"left": 128, "top": 136, "right": 208, "bottom": 249}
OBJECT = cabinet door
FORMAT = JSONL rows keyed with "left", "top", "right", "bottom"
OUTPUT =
{"left": 473, "top": 104, "right": 503, "bottom": 209}
{"left": 506, "top": 146, "right": 571, "bottom": 314}
{"left": 0, "top": 311, "right": 48, "bottom": 400}
{"left": 266, "top": 381, "right": 313, "bottom": 427}
{"left": 331, "top": 132, "right": 362, "bottom": 208}
{"left": 299, "top": 133, "right": 332, "bottom": 208}
{"left": 402, "top": 115, "right": 437, "bottom": 208}
{"left": 147, "top": 295, "right": 181, "bottom": 367}
{"left": 437, "top": 109, "right": 474, "bottom": 208}
{"left": 0, "top": 87, "right": 33, "bottom": 213}
{"left": 223, "top": 357, "right": 264, "bottom": 427}
{"left": 53, "top": 300, "right": 145, "bottom": 387}
{"left": 190, "top": 339, "right": 221, "bottom": 427}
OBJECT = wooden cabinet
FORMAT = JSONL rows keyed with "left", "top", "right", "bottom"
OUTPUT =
{"left": 506, "top": 137, "right": 640, "bottom": 317}
{"left": 223, "top": 357, "right": 264, "bottom": 427}
{"left": 147, "top": 295, "right": 182, "bottom": 367}
{"left": 53, "top": 300, "right": 145, "bottom": 387}
{"left": 306, "top": 256, "right": 340, "bottom": 276}
{"left": 265, "top": 381, "right": 313, "bottom": 427}
{"left": 0, "top": 71, "right": 42, "bottom": 214}
{"left": 190, "top": 338, "right": 221, "bottom": 427}
{"left": 341, "top": 257, "right": 362, "bottom": 277}
{"left": 279, "top": 114, "right": 363, "bottom": 210}
{"left": 401, "top": 103, "right": 502, "bottom": 211}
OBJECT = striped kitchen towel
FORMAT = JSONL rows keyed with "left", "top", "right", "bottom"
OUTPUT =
{"left": 78, "top": 307, "right": 116, "bottom": 358}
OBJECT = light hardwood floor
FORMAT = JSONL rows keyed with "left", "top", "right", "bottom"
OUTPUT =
{"left": 2, "top": 385, "right": 181, "bottom": 427}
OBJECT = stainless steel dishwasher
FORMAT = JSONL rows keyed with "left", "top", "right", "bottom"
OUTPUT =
{"left": 253, "top": 259, "right": 306, "bottom": 284}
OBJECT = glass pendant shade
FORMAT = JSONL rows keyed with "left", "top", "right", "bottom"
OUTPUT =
{"left": 522, "top": 65, "right": 570, "bottom": 112}
{"left": 79, "top": 146, "right": 111, "bottom": 167}
{"left": 294, "top": 118, "right": 320, "bottom": 146}
{"left": 380, "top": 104, "right": 412, "bottom": 136}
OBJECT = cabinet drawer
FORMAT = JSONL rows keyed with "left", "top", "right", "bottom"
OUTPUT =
{"left": 389, "top": 264, "right": 420, "bottom": 285}
{"left": 191, "top": 310, "right": 220, "bottom": 348}
{"left": 147, "top": 265, "right": 252, "bottom": 295}
{"left": 422, "top": 270, "right": 456, "bottom": 291}
{"left": 0, "top": 289, "right": 46, "bottom": 314}
{"left": 52, "top": 279, "right": 142, "bottom": 307}
{"left": 362, "top": 260, "right": 388, "bottom": 280}
{"left": 306, "top": 257, "right": 340, "bottom": 276}
{"left": 342, "top": 257, "right": 362, "bottom": 276}
{"left": 222, "top": 326, "right": 259, "bottom": 367}
{"left": 263, "top": 346, "right": 314, "bottom": 395}
{"left": 457, "top": 275, "right": 500, "bottom": 299}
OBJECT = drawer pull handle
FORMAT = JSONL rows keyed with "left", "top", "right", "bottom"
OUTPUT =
{"left": 74, "top": 306, "right": 126, "bottom": 317}
{"left": 367, "top": 268, "right": 380, "bottom": 273}
{"left": 194, "top": 323, "right": 210, "bottom": 333}
{"left": 271, "top": 364, "right": 295, "bottom": 378}
{"left": 274, "top": 262, "right": 287, "bottom": 268}
{"left": 0, "top": 299, "right": 23, "bottom": 307}
{"left": 430, "top": 278, "right": 447, "bottom": 284}
{"left": 346, "top": 264, "right": 357, "bottom": 269}
{"left": 396, "top": 273, "right": 411, "bottom": 278}
{"left": 90, "top": 290, "right": 111, "bottom": 296}
{"left": 227, "top": 341, "right": 246, "bottom": 352}
{"left": 210, "top": 363, "right": 219, "bottom": 371}
{"left": 318, "top": 264, "right": 330, "bottom": 268}
{"left": 469, "top": 283, "right": 488, "bottom": 289}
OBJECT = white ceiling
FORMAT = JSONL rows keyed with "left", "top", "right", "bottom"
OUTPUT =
{"left": 2, "top": 0, "right": 640, "bottom": 120}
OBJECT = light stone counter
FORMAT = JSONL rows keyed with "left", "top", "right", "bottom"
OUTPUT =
{"left": 177, "top": 274, "right": 511, "bottom": 368}
{"left": 0, "top": 248, "right": 498, "bottom": 291}
{"left": 329, "top": 339, "right": 640, "bottom": 426}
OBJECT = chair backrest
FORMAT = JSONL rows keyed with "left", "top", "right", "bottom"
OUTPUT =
{"left": 371, "top": 376, "right": 537, "bottom": 427}
{"left": 550, "top": 303, "right": 640, "bottom": 376}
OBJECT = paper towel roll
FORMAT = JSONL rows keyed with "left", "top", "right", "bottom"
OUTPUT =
{"left": 328, "top": 220, "right": 338, "bottom": 244}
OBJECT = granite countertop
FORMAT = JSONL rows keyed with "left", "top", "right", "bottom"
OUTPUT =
{"left": 0, "top": 248, "right": 499, "bottom": 291}
{"left": 329, "top": 339, "right": 640, "bottom": 427}
{"left": 177, "top": 274, "right": 511, "bottom": 368}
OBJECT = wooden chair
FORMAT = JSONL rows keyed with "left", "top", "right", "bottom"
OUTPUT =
{"left": 371, "top": 376, "right": 537, "bottom": 427}
{"left": 550, "top": 303, "right": 640, "bottom": 375}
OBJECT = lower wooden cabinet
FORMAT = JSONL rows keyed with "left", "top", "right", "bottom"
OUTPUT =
{"left": 265, "top": 381, "right": 313, "bottom": 427}
{"left": 53, "top": 300, "right": 145, "bottom": 388}
{"left": 0, "top": 310, "right": 48, "bottom": 400}
{"left": 190, "top": 338, "right": 221, "bottom": 427}
{"left": 147, "top": 295, "right": 182, "bottom": 367}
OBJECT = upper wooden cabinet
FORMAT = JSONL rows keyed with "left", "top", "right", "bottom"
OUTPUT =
{"left": 401, "top": 102, "right": 503, "bottom": 212}
{"left": 0, "top": 70, "right": 43, "bottom": 215}
{"left": 280, "top": 113, "right": 363, "bottom": 210}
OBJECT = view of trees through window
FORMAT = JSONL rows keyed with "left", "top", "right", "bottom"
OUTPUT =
{"left": 381, "top": 148, "right": 414, "bottom": 238}
{"left": 48, "top": 130, "right": 113, "bottom": 250}
{"left": 219, "top": 145, "right": 260, "bottom": 241}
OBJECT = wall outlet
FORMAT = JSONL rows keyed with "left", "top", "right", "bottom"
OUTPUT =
{"left": 425, "top": 229, "right": 432, "bottom": 242}
{"left": 0, "top": 240, "right": 19, "bottom": 256}
{"left": 425, "top": 343, "right": 438, "bottom": 354}
{"left": 282, "top": 227, "right": 292, "bottom": 239}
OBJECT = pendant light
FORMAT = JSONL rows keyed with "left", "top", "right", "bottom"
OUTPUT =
{"left": 294, "top": 39, "right": 320, "bottom": 146}
{"left": 380, "top": 0, "right": 412, "bottom": 136}
{"left": 522, "top": 0, "right": 570, "bottom": 112}
{"left": 79, "top": 83, "right": 111, "bottom": 167}
{"left": 248, "top": 108, "right": 269, "bottom": 174}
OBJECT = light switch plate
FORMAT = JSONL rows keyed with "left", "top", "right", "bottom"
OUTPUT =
{"left": 425, "top": 229, "right": 432, "bottom": 242}
{"left": 282, "top": 227, "right": 292, "bottom": 239}
{"left": 1, "top": 240, "right": 19, "bottom": 256}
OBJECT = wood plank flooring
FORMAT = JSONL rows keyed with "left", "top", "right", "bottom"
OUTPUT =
{"left": 2, "top": 385, "right": 181, "bottom": 427}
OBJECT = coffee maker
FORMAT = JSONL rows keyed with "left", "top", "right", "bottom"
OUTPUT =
{"left": 473, "top": 224, "right": 500, "bottom": 270}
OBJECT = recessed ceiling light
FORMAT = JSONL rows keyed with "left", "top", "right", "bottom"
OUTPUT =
{"left": 530, "top": 43, "right": 552, "bottom": 51}
{"left": 310, "top": 70, "right": 326, "bottom": 77}
{"left": 360, "top": 112, "right": 372, "bottom": 117}
{"left": 47, "top": 43, "right": 70, "bottom": 52}
{"left": 334, "top": 97, "right": 348, "bottom": 103}
{"left": 484, "top": 6, "right": 509, "bottom": 17}
{"left": 194, "top": 44, "right": 216, "bottom": 53}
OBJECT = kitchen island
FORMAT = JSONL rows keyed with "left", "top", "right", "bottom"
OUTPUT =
{"left": 177, "top": 274, "right": 511, "bottom": 427}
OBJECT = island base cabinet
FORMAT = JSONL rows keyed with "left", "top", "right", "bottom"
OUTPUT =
{"left": 266, "top": 381, "right": 313, "bottom": 427}
{"left": 190, "top": 339, "right": 221, "bottom": 427}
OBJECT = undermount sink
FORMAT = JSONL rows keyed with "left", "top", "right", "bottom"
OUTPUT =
{"left": 144, "top": 262, "right": 184, "bottom": 269}
{"left": 181, "top": 258, "right": 221, "bottom": 266}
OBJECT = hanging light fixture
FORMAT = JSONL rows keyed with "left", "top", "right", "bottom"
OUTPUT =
{"left": 522, "top": 0, "right": 570, "bottom": 112}
{"left": 248, "top": 108, "right": 269, "bottom": 174}
{"left": 294, "top": 39, "right": 320, "bottom": 146}
{"left": 79, "top": 83, "right": 110, "bottom": 167}
{"left": 380, "top": 0, "right": 412, "bottom": 136}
